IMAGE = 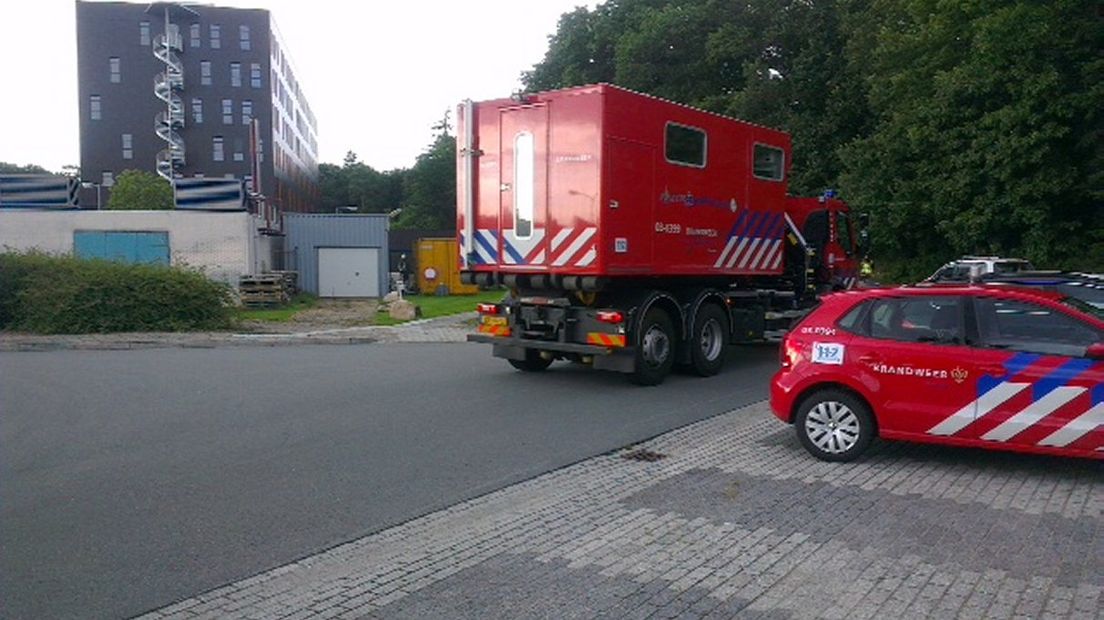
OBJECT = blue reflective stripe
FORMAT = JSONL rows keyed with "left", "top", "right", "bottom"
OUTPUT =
{"left": 475, "top": 230, "right": 497, "bottom": 261}
{"left": 727, "top": 211, "right": 748, "bottom": 239}
{"left": 503, "top": 240, "right": 525, "bottom": 264}
{"left": 1033, "top": 358, "right": 1095, "bottom": 401}
{"left": 978, "top": 352, "right": 1040, "bottom": 397}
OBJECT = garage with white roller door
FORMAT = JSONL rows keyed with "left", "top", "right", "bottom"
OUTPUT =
{"left": 318, "top": 247, "right": 380, "bottom": 297}
{"left": 285, "top": 213, "right": 390, "bottom": 298}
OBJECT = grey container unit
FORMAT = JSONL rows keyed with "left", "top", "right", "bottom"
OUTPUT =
{"left": 285, "top": 213, "right": 390, "bottom": 297}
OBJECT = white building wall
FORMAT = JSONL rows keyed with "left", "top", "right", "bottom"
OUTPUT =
{"left": 0, "top": 210, "right": 257, "bottom": 284}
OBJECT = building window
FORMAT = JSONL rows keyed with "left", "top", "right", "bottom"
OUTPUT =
{"left": 241, "top": 100, "right": 253, "bottom": 125}
{"left": 251, "top": 63, "right": 262, "bottom": 88}
{"left": 239, "top": 25, "right": 251, "bottom": 50}
{"left": 109, "top": 57, "right": 121, "bottom": 83}
{"left": 230, "top": 62, "right": 241, "bottom": 87}
{"left": 90, "top": 95, "right": 102, "bottom": 120}
{"left": 190, "top": 23, "right": 200, "bottom": 48}
{"left": 222, "top": 99, "right": 233, "bottom": 124}
{"left": 212, "top": 136, "right": 224, "bottom": 162}
{"left": 102, "top": 171, "right": 114, "bottom": 187}
{"left": 200, "top": 61, "right": 212, "bottom": 86}
{"left": 192, "top": 98, "right": 203, "bottom": 124}
{"left": 139, "top": 22, "right": 150, "bottom": 45}
{"left": 233, "top": 138, "right": 244, "bottom": 161}
{"left": 122, "top": 134, "right": 133, "bottom": 160}
{"left": 209, "top": 24, "right": 221, "bottom": 49}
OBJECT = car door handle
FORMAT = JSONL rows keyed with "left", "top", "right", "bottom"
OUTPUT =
{"left": 858, "top": 354, "right": 881, "bottom": 364}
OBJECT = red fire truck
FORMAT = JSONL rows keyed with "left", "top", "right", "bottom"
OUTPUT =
{"left": 458, "top": 84, "right": 863, "bottom": 384}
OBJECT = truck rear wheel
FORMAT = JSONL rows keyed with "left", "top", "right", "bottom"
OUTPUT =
{"left": 690, "top": 303, "right": 728, "bottom": 377}
{"left": 630, "top": 308, "right": 675, "bottom": 386}
{"left": 508, "top": 350, "right": 554, "bottom": 372}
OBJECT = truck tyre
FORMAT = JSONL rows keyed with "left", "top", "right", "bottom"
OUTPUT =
{"left": 630, "top": 308, "right": 675, "bottom": 386}
{"left": 508, "top": 350, "right": 554, "bottom": 372}
{"left": 689, "top": 303, "right": 728, "bottom": 377}
{"left": 794, "top": 389, "right": 875, "bottom": 462}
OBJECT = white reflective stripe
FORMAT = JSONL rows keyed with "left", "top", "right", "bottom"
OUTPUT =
{"left": 550, "top": 228, "right": 573, "bottom": 251}
{"left": 746, "top": 238, "right": 772, "bottom": 270}
{"left": 738, "top": 239, "right": 762, "bottom": 269}
{"left": 575, "top": 247, "right": 597, "bottom": 267}
{"left": 751, "top": 239, "right": 779, "bottom": 271}
{"left": 531, "top": 249, "right": 545, "bottom": 265}
{"left": 928, "top": 382, "right": 1029, "bottom": 436}
{"left": 714, "top": 236, "right": 738, "bottom": 268}
{"left": 551, "top": 227, "right": 596, "bottom": 267}
{"left": 769, "top": 246, "right": 784, "bottom": 270}
{"left": 725, "top": 237, "right": 751, "bottom": 269}
{"left": 1037, "top": 402, "right": 1104, "bottom": 447}
{"left": 982, "top": 386, "right": 1086, "bottom": 442}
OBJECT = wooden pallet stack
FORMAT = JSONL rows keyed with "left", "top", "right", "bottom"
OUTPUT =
{"left": 238, "top": 274, "right": 291, "bottom": 307}
{"left": 270, "top": 270, "right": 299, "bottom": 295}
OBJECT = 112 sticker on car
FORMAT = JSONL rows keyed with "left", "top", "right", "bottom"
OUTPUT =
{"left": 812, "top": 342, "right": 845, "bottom": 365}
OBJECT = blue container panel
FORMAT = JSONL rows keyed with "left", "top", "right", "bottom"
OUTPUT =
{"left": 74, "top": 231, "right": 170, "bottom": 265}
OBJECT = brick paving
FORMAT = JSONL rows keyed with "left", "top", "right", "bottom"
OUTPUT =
{"left": 138, "top": 402, "right": 1104, "bottom": 620}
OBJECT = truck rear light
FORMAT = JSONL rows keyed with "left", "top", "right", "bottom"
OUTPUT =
{"left": 596, "top": 310, "right": 624, "bottom": 324}
{"left": 477, "top": 303, "right": 499, "bottom": 315}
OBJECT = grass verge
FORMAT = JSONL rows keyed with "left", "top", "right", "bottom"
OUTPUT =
{"left": 374, "top": 289, "right": 505, "bottom": 326}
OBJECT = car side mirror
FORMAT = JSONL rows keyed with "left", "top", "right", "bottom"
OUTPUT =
{"left": 1087, "top": 342, "right": 1104, "bottom": 360}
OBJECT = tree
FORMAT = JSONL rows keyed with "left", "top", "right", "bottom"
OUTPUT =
{"left": 838, "top": 0, "right": 1104, "bottom": 277}
{"left": 396, "top": 118, "right": 457, "bottom": 230}
{"left": 0, "top": 162, "right": 50, "bottom": 174}
{"left": 105, "top": 170, "right": 174, "bottom": 210}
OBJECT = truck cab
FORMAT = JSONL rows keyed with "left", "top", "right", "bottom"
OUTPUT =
{"left": 784, "top": 194, "right": 860, "bottom": 293}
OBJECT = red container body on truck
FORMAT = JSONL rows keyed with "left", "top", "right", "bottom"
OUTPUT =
{"left": 458, "top": 84, "right": 861, "bottom": 384}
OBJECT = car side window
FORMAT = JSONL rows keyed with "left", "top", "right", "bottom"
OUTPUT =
{"left": 975, "top": 297, "right": 1099, "bottom": 357}
{"left": 867, "top": 296, "right": 963, "bottom": 344}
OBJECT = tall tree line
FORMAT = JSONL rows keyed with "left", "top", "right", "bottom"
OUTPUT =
{"left": 524, "top": 0, "right": 1103, "bottom": 277}
{"left": 319, "top": 117, "right": 456, "bottom": 231}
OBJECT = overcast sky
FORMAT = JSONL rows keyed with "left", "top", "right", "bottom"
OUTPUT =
{"left": 0, "top": 0, "right": 591, "bottom": 173}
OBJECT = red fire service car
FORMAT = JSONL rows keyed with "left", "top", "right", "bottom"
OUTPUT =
{"left": 770, "top": 285, "right": 1104, "bottom": 461}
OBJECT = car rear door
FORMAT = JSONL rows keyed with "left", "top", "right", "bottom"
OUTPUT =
{"left": 848, "top": 295, "right": 979, "bottom": 435}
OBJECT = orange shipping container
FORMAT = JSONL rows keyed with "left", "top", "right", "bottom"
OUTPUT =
{"left": 416, "top": 238, "right": 480, "bottom": 295}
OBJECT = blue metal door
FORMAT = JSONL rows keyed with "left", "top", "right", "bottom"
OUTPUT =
{"left": 73, "top": 231, "right": 170, "bottom": 265}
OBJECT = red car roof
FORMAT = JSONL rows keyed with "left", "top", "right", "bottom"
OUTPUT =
{"left": 823, "top": 284, "right": 1104, "bottom": 327}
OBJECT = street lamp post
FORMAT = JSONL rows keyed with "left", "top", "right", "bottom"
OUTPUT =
{"left": 80, "top": 182, "right": 102, "bottom": 210}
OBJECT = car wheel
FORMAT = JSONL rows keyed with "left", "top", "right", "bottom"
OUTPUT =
{"left": 508, "top": 350, "right": 553, "bottom": 372}
{"left": 794, "top": 389, "right": 874, "bottom": 462}
{"left": 689, "top": 303, "right": 728, "bottom": 377}
{"left": 630, "top": 307, "right": 675, "bottom": 386}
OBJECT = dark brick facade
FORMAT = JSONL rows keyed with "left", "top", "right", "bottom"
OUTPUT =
{"left": 76, "top": 1, "right": 319, "bottom": 211}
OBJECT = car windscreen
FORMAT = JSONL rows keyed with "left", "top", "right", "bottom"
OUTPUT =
{"left": 993, "top": 261, "right": 1033, "bottom": 274}
{"left": 1062, "top": 296, "right": 1104, "bottom": 320}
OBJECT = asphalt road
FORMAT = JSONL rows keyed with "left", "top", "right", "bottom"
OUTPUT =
{"left": 0, "top": 342, "right": 778, "bottom": 619}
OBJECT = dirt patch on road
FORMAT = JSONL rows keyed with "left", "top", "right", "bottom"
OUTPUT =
{"left": 240, "top": 299, "right": 382, "bottom": 334}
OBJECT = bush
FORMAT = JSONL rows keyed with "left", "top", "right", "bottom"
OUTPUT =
{"left": 0, "top": 252, "right": 233, "bottom": 334}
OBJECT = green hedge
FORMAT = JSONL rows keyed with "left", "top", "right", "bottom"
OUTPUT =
{"left": 0, "top": 252, "right": 233, "bottom": 334}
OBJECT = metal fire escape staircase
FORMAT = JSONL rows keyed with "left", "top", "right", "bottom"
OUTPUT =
{"left": 154, "top": 24, "right": 185, "bottom": 180}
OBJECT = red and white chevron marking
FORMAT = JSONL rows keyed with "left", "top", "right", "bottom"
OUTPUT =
{"left": 927, "top": 381, "right": 1104, "bottom": 449}
{"left": 714, "top": 238, "right": 784, "bottom": 271}
{"left": 549, "top": 227, "right": 598, "bottom": 268}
